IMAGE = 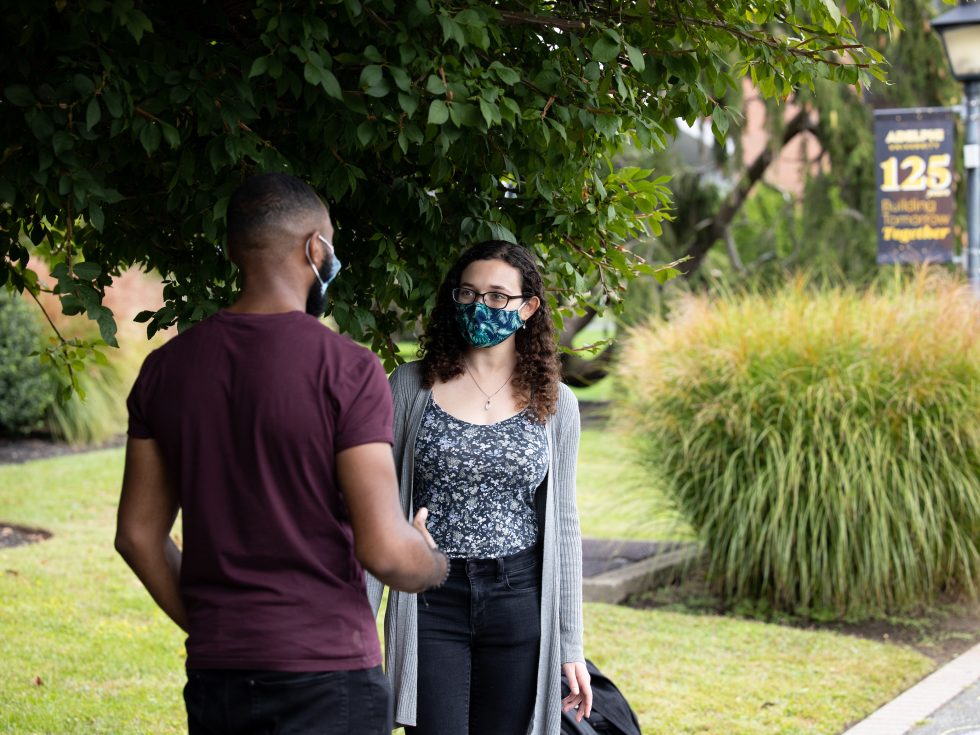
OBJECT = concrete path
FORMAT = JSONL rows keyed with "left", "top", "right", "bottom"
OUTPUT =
{"left": 580, "top": 537, "right": 701, "bottom": 604}
{"left": 841, "top": 642, "right": 980, "bottom": 735}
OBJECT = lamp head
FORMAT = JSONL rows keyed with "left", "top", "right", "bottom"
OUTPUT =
{"left": 931, "top": 0, "right": 980, "bottom": 82}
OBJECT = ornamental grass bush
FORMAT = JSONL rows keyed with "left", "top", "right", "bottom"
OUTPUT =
{"left": 616, "top": 271, "right": 980, "bottom": 617}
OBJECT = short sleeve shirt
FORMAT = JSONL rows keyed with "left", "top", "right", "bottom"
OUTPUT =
{"left": 127, "top": 310, "right": 393, "bottom": 671}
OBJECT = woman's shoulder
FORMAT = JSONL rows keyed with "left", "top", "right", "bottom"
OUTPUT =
{"left": 548, "top": 382, "right": 580, "bottom": 433}
{"left": 389, "top": 360, "right": 424, "bottom": 396}
{"left": 555, "top": 382, "right": 579, "bottom": 415}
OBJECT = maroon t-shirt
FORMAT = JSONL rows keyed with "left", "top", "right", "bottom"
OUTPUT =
{"left": 126, "top": 310, "right": 393, "bottom": 671}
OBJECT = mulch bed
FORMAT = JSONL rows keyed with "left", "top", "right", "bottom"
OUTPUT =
{"left": 629, "top": 558, "right": 980, "bottom": 665}
{"left": 0, "top": 435, "right": 125, "bottom": 466}
{"left": 0, "top": 523, "right": 51, "bottom": 549}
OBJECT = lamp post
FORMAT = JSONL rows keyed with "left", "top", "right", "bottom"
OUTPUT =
{"left": 931, "top": 0, "right": 980, "bottom": 296}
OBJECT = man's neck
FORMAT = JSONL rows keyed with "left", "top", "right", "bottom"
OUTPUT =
{"left": 227, "top": 275, "right": 308, "bottom": 314}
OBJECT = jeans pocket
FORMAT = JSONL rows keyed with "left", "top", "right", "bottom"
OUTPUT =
{"left": 183, "top": 673, "right": 216, "bottom": 733}
{"left": 503, "top": 561, "right": 540, "bottom": 593}
{"left": 251, "top": 670, "right": 345, "bottom": 690}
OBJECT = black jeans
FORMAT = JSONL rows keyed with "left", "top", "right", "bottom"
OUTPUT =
{"left": 183, "top": 666, "right": 392, "bottom": 735}
{"left": 407, "top": 545, "right": 542, "bottom": 735}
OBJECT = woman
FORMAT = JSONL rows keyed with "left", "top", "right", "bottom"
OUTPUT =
{"left": 367, "top": 240, "right": 592, "bottom": 735}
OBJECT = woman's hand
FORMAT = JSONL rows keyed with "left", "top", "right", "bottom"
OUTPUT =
{"left": 412, "top": 507, "right": 437, "bottom": 549}
{"left": 561, "top": 661, "right": 592, "bottom": 722}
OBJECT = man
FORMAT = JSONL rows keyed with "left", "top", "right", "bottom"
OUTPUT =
{"left": 115, "top": 173, "right": 447, "bottom": 734}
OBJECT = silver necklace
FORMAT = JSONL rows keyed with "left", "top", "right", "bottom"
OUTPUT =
{"left": 463, "top": 361, "right": 515, "bottom": 411}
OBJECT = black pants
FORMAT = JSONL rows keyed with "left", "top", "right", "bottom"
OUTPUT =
{"left": 407, "top": 545, "right": 542, "bottom": 735}
{"left": 183, "top": 666, "right": 392, "bottom": 735}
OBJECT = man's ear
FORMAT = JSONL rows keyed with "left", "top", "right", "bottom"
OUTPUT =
{"left": 306, "top": 231, "right": 324, "bottom": 264}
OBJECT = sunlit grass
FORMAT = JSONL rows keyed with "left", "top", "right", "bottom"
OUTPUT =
{"left": 0, "top": 451, "right": 185, "bottom": 734}
{"left": 577, "top": 427, "right": 692, "bottom": 542}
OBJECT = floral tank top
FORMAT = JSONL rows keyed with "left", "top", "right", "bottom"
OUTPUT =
{"left": 412, "top": 395, "right": 549, "bottom": 559}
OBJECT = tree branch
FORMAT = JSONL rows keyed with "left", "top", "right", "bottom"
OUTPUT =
{"left": 496, "top": 11, "right": 587, "bottom": 32}
{"left": 681, "top": 105, "right": 819, "bottom": 277}
{"left": 561, "top": 341, "right": 619, "bottom": 388}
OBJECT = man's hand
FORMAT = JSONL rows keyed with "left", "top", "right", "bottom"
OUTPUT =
{"left": 115, "top": 437, "right": 187, "bottom": 632}
{"left": 338, "top": 443, "right": 447, "bottom": 592}
{"left": 561, "top": 661, "right": 593, "bottom": 722}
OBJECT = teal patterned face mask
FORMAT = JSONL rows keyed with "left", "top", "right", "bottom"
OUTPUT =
{"left": 455, "top": 301, "right": 525, "bottom": 348}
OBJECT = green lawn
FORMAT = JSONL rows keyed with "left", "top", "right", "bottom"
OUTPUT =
{"left": 577, "top": 427, "right": 693, "bottom": 541}
{"left": 0, "top": 447, "right": 933, "bottom": 734}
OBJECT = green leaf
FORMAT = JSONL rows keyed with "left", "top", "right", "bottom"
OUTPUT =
{"left": 304, "top": 63, "right": 320, "bottom": 85}
{"left": 489, "top": 62, "right": 521, "bottom": 86}
{"left": 591, "top": 36, "right": 621, "bottom": 63}
{"left": 139, "top": 122, "right": 161, "bottom": 154}
{"left": 711, "top": 107, "right": 730, "bottom": 144}
{"left": 74, "top": 262, "right": 101, "bottom": 280}
{"left": 479, "top": 98, "right": 500, "bottom": 127}
{"left": 437, "top": 14, "right": 466, "bottom": 49}
{"left": 356, "top": 121, "right": 374, "bottom": 147}
{"left": 88, "top": 203, "right": 105, "bottom": 232}
{"left": 593, "top": 113, "right": 620, "bottom": 138}
{"left": 390, "top": 66, "right": 411, "bottom": 92}
{"left": 398, "top": 92, "right": 419, "bottom": 117}
{"left": 52, "top": 131, "right": 74, "bottom": 155}
{"left": 360, "top": 64, "right": 384, "bottom": 89}
{"left": 624, "top": 44, "right": 645, "bottom": 73}
{"left": 425, "top": 74, "right": 446, "bottom": 95}
{"left": 820, "top": 0, "right": 842, "bottom": 26}
{"left": 95, "top": 308, "right": 119, "bottom": 348}
{"left": 103, "top": 89, "right": 123, "bottom": 118}
{"left": 427, "top": 99, "right": 449, "bottom": 125}
{"left": 249, "top": 56, "right": 269, "bottom": 78}
{"left": 85, "top": 97, "right": 102, "bottom": 130}
{"left": 73, "top": 74, "right": 95, "bottom": 97}
{"left": 364, "top": 79, "right": 390, "bottom": 98}
{"left": 448, "top": 101, "right": 479, "bottom": 127}
{"left": 319, "top": 69, "right": 343, "bottom": 100}
{"left": 4, "top": 84, "right": 36, "bottom": 107}
{"left": 161, "top": 122, "right": 180, "bottom": 148}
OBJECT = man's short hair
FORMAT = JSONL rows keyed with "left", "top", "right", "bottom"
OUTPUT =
{"left": 226, "top": 173, "right": 325, "bottom": 254}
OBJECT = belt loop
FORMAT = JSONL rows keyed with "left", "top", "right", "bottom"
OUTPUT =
{"left": 496, "top": 555, "right": 505, "bottom": 582}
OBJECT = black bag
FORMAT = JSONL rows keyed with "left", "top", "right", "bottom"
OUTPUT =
{"left": 560, "top": 659, "right": 642, "bottom": 735}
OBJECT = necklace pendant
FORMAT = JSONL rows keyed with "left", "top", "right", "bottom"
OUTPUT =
{"left": 484, "top": 399, "right": 491, "bottom": 411}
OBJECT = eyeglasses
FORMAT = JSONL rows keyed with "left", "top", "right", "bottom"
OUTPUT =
{"left": 452, "top": 287, "right": 526, "bottom": 310}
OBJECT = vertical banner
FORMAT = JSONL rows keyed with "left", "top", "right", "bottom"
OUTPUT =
{"left": 874, "top": 108, "right": 955, "bottom": 264}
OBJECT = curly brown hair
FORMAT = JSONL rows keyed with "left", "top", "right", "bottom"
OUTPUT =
{"left": 419, "top": 241, "right": 562, "bottom": 422}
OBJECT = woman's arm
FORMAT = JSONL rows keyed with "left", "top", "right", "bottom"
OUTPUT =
{"left": 365, "top": 363, "right": 416, "bottom": 616}
{"left": 555, "top": 386, "right": 584, "bottom": 663}
{"left": 553, "top": 385, "right": 592, "bottom": 720}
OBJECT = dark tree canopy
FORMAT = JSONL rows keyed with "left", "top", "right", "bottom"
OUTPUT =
{"left": 0, "top": 0, "right": 893, "bottom": 372}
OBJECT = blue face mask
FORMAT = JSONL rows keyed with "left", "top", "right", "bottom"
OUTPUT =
{"left": 455, "top": 301, "right": 525, "bottom": 348}
{"left": 305, "top": 234, "right": 341, "bottom": 297}
{"left": 304, "top": 234, "right": 341, "bottom": 317}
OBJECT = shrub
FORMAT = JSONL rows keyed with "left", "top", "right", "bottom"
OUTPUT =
{"left": 0, "top": 291, "right": 55, "bottom": 435}
{"left": 46, "top": 357, "right": 129, "bottom": 446}
{"left": 45, "top": 326, "right": 159, "bottom": 446}
{"left": 616, "top": 271, "right": 980, "bottom": 617}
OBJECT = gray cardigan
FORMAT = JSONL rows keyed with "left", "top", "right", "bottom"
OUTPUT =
{"left": 366, "top": 361, "right": 584, "bottom": 734}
